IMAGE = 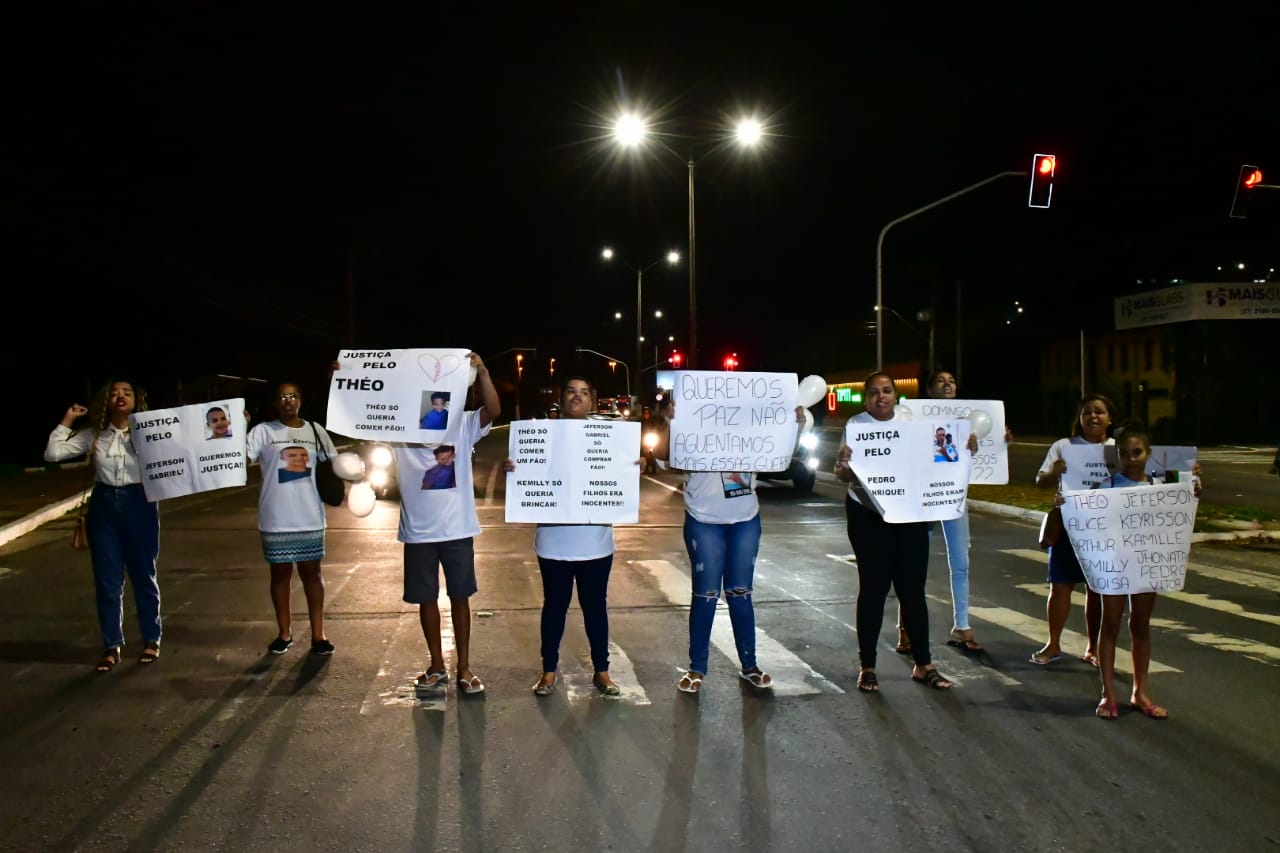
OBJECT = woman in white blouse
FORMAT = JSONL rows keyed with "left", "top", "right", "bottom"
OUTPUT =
{"left": 45, "top": 379, "right": 163, "bottom": 672}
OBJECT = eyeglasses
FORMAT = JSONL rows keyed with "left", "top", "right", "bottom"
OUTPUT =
{"left": 278, "top": 393, "right": 299, "bottom": 401}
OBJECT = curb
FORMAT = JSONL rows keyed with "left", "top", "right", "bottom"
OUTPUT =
{"left": 0, "top": 489, "right": 91, "bottom": 549}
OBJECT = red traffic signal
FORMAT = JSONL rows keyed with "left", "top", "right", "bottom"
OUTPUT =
{"left": 723, "top": 354, "right": 739, "bottom": 371}
{"left": 1027, "top": 153, "right": 1056, "bottom": 208}
{"left": 1230, "top": 164, "right": 1263, "bottom": 218}
{"left": 668, "top": 350, "right": 683, "bottom": 367}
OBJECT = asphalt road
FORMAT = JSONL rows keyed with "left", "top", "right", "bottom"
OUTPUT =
{"left": 0, "top": 428, "right": 1276, "bottom": 852}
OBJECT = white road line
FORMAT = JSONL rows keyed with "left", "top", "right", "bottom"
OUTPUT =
{"left": 360, "top": 609, "right": 456, "bottom": 714}
{"left": 635, "top": 558, "right": 841, "bottom": 695}
{"left": 1148, "top": 618, "right": 1280, "bottom": 666}
{"left": 560, "top": 642, "right": 651, "bottom": 704}
{"left": 971, "top": 602, "right": 1181, "bottom": 674}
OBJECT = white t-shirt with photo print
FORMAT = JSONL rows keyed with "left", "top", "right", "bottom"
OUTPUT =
{"left": 395, "top": 409, "right": 491, "bottom": 544}
{"left": 246, "top": 419, "right": 338, "bottom": 533}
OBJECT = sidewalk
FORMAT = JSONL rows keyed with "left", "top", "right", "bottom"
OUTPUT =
{"left": 0, "top": 464, "right": 96, "bottom": 548}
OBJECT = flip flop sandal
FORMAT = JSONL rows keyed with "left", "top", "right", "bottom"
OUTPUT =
{"left": 456, "top": 674, "right": 485, "bottom": 695}
{"left": 912, "top": 668, "right": 953, "bottom": 690}
{"left": 96, "top": 647, "right": 122, "bottom": 672}
{"left": 415, "top": 670, "right": 448, "bottom": 689}
{"left": 138, "top": 642, "right": 160, "bottom": 665}
{"left": 1130, "top": 702, "right": 1169, "bottom": 720}
{"left": 738, "top": 669, "right": 773, "bottom": 690}
{"left": 677, "top": 673, "right": 703, "bottom": 694}
{"left": 948, "top": 629, "right": 984, "bottom": 654}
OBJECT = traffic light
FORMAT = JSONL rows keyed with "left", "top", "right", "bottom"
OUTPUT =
{"left": 723, "top": 354, "right": 739, "bottom": 371}
{"left": 1027, "top": 153, "right": 1056, "bottom": 208}
{"left": 668, "top": 350, "right": 683, "bottom": 368}
{"left": 1229, "top": 164, "right": 1263, "bottom": 219}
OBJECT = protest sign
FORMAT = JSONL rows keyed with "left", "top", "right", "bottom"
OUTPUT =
{"left": 1148, "top": 446, "right": 1197, "bottom": 480}
{"left": 326, "top": 348, "right": 472, "bottom": 444}
{"left": 1059, "top": 481, "right": 1197, "bottom": 594}
{"left": 898, "top": 398, "right": 1008, "bottom": 484}
{"left": 668, "top": 370, "right": 798, "bottom": 472}
{"left": 1059, "top": 444, "right": 1114, "bottom": 491}
{"left": 131, "top": 399, "right": 248, "bottom": 501}
{"left": 505, "top": 419, "right": 641, "bottom": 524}
{"left": 843, "top": 417, "right": 972, "bottom": 522}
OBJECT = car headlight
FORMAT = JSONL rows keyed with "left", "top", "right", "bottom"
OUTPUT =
{"left": 643, "top": 431, "right": 659, "bottom": 450}
{"left": 806, "top": 456, "right": 820, "bottom": 470}
{"left": 369, "top": 445, "right": 393, "bottom": 468}
{"left": 799, "top": 433, "right": 818, "bottom": 450}
{"left": 369, "top": 469, "right": 390, "bottom": 488}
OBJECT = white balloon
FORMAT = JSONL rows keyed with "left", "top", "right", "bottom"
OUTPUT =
{"left": 967, "top": 409, "right": 993, "bottom": 440}
{"left": 802, "top": 408, "right": 814, "bottom": 431}
{"left": 332, "top": 451, "right": 366, "bottom": 481}
{"left": 347, "top": 482, "right": 377, "bottom": 518}
{"left": 468, "top": 365, "right": 478, "bottom": 386}
{"left": 797, "top": 375, "right": 827, "bottom": 408}
{"left": 893, "top": 404, "right": 913, "bottom": 421}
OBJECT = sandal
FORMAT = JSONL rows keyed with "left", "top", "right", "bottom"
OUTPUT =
{"left": 415, "top": 669, "right": 448, "bottom": 689}
{"left": 138, "top": 642, "right": 161, "bottom": 665}
{"left": 96, "top": 646, "right": 122, "bottom": 672}
{"left": 592, "top": 674, "right": 622, "bottom": 696}
{"left": 456, "top": 673, "right": 485, "bottom": 695}
{"left": 1130, "top": 701, "right": 1169, "bottom": 720}
{"left": 1081, "top": 652, "right": 1100, "bottom": 668}
{"left": 1096, "top": 698, "right": 1119, "bottom": 720}
{"left": 894, "top": 627, "right": 911, "bottom": 655}
{"left": 856, "top": 670, "right": 879, "bottom": 693}
{"left": 532, "top": 674, "right": 556, "bottom": 696}
{"left": 912, "top": 668, "right": 953, "bottom": 690}
{"left": 947, "top": 628, "right": 984, "bottom": 654}
{"left": 677, "top": 672, "right": 703, "bottom": 694}
{"left": 739, "top": 668, "right": 773, "bottom": 690}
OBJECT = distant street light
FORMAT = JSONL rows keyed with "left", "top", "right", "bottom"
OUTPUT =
{"left": 601, "top": 247, "right": 679, "bottom": 401}
{"left": 610, "top": 111, "right": 767, "bottom": 369}
{"left": 576, "top": 347, "right": 630, "bottom": 403}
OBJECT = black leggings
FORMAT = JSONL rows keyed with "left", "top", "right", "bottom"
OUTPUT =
{"left": 845, "top": 496, "right": 931, "bottom": 668}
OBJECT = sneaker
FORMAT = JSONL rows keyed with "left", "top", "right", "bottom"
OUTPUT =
{"left": 267, "top": 636, "right": 293, "bottom": 655}
{"left": 310, "top": 639, "right": 335, "bottom": 656}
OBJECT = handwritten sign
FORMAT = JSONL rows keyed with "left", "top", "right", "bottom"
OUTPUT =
{"left": 898, "top": 398, "right": 1008, "bottom": 484}
{"left": 505, "top": 419, "right": 641, "bottom": 523}
{"left": 844, "top": 418, "right": 972, "bottom": 522}
{"left": 130, "top": 399, "right": 248, "bottom": 501}
{"left": 668, "top": 370, "right": 798, "bottom": 472}
{"left": 1059, "top": 482, "right": 1197, "bottom": 594}
{"left": 326, "top": 347, "right": 472, "bottom": 444}
{"left": 1148, "top": 446, "right": 1197, "bottom": 480}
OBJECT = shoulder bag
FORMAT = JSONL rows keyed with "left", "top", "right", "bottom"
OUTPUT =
{"left": 1038, "top": 505, "right": 1064, "bottom": 549}
{"left": 310, "top": 421, "right": 346, "bottom": 507}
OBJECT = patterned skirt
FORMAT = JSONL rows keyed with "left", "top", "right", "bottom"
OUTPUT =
{"left": 260, "top": 529, "right": 326, "bottom": 564}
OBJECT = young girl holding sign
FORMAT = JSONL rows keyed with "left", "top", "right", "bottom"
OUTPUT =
{"left": 1085, "top": 423, "right": 1200, "bottom": 720}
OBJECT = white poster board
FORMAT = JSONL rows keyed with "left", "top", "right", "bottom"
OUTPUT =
{"left": 1059, "top": 444, "right": 1197, "bottom": 491}
{"left": 130, "top": 399, "right": 248, "bottom": 501}
{"left": 1059, "top": 481, "right": 1197, "bottom": 594}
{"left": 505, "top": 419, "right": 641, "bottom": 524}
{"left": 898, "top": 398, "right": 1008, "bottom": 484}
{"left": 844, "top": 418, "right": 972, "bottom": 522}
{"left": 326, "top": 348, "right": 472, "bottom": 444}
{"left": 668, "top": 370, "right": 798, "bottom": 472}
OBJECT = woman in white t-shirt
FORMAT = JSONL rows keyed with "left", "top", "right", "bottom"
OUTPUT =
{"left": 246, "top": 382, "right": 339, "bottom": 658}
{"left": 507, "top": 376, "right": 635, "bottom": 697}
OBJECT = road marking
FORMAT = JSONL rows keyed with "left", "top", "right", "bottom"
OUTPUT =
{"left": 971, "top": 602, "right": 1181, "bottom": 674}
{"left": 1148, "top": 618, "right": 1280, "bottom": 666}
{"left": 560, "top": 642, "right": 651, "bottom": 705}
{"left": 635, "top": 558, "right": 841, "bottom": 695}
{"left": 361, "top": 610, "right": 455, "bottom": 714}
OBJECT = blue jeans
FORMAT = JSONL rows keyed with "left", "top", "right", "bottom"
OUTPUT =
{"left": 537, "top": 555, "right": 612, "bottom": 672}
{"left": 934, "top": 513, "right": 972, "bottom": 630}
{"left": 86, "top": 483, "right": 161, "bottom": 649}
{"left": 682, "top": 512, "right": 761, "bottom": 674}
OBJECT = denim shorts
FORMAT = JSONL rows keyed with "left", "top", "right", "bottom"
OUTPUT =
{"left": 1046, "top": 541, "right": 1086, "bottom": 584}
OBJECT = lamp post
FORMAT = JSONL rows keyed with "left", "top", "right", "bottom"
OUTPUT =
{"left": 611, "top": 113, "right": 765, "bottom": 369}
{"left": 575, "top": 347, "right": 630, "bottom": 403}
{"left": 602, "top": 247, "right": 679, "bottom": 406}
{"left": 875, "top": 170, "right": 1025, "bottom": 370}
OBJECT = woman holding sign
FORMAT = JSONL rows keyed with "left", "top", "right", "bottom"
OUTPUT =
{"left": 45, "top": 378, "right": 164, "bottom": 671}
{"left": 508, "top": 376, "right": 627, "bottom": 697}
{"left": 246, "top": 382, "right": 339, "bottom": 657}
{"left": 834, "top": 372, "right": 953, "bottom": 692}
{"left": 1031, "top": 394, "right": 1118, "bottom": 668}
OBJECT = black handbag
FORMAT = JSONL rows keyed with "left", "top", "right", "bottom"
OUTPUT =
{"left": 310, "top": 421, "right": 345, "bottom": 507}
{"left": 1038, "top": 505, "right": 1064, "bottom": 549}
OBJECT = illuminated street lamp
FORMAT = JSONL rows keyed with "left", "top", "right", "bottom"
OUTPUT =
{"left": 611, "top": 111, "right": 767, "bottom": 368}
{"left": 602, "top": 246, "right": 679, "bottom": 402}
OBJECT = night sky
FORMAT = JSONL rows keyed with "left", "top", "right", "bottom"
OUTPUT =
{"left": 6, "top": 7, "right": 1275, "bottom": 463}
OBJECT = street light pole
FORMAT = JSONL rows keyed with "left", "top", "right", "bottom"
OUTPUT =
{"left": 575, "top": 347, "right": 630, "bottom": 402}
{"left": 875, "top": 170, "right": 1025, "bottom": 370}
{"left": 688, "top": 157, "right": 697, "bottom": 369}
{"left": 635, "top": 266, "right": 643, "bottom": 400}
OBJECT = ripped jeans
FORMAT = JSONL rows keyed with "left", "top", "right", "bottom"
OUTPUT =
{"left": 682, "top": 512, "right": 762, "bottom": 675}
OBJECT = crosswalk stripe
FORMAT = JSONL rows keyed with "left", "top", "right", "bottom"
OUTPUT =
{"left": 1147, "top": 617, "right": 1280, "bottom": 666}
{"left": 971, "top": 602, "right": 1181, "bottom": 674}
{"left": 559, "top": 642, "right": 651, "bottom": 705}
{"left": 634, "top": 559, "right": 841, "bottom": 695}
